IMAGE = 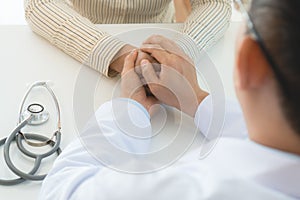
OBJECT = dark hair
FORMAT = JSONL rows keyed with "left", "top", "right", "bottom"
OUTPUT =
{"left": 249, "top": 0, "right": 300, "bottom": 134}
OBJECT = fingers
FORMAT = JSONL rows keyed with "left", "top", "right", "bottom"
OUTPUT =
{"left": 143, "top": 35, "right": 172, "bottom": 47}
{"left": 143, "top": 35, "right": 193, "bottom": 64}
{"left": 121, "top": 50, "right": 144, "bottom": 100}
{"left": 140, "top": 44, "right": 165, "bottom": 52}
{"left": 134, "top": 50, "right": 158, "bottom": 76}
{"left": 142, "top": 36, "right": 172, "bottom": 55}
{"left": 143, "top": 35, "right": 181, "bottom": 54}
{"left": 141, "top": 59, "right": 159, "bottom": 85}
{"left": 140, "top": 44, "right": 170, "bottom": 64}
{"left": 122, "top": 49, "right": 138, "bottom": 75}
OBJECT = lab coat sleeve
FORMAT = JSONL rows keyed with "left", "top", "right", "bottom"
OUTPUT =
{"left": 39, "top": 98, "right": 153, "bottom": 199}
{"left": 194, "top": 95, "right": 248, "bottom": 140}
{"left": 39, "top": 98, "right": 256, "bottom": 200}
{"left": 39, "top": 98, "right": 237, "bottom": 200}
{"left": 24, "top": 0, "right": 126, "bottom": 77}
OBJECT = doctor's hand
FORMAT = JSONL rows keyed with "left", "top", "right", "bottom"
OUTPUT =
{"left": 140, "top": 36, "right": 209, "bottom": 117}
{"left": 121, "top": 49, "right": 158, "bottom": 114}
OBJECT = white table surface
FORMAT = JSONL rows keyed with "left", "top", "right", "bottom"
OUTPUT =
{"left": 0, "top": 22, "right": 241, "bottom": 199}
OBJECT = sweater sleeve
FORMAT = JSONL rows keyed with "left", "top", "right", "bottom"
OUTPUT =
{"left": 24, "top": 0, "right": 126, "bottom": 77}
{"left": 182, "top": 0, "right": 232, "bottom": 50}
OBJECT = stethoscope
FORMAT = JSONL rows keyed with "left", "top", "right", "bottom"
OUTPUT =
{"left": 0, "top": 81, "right": 62, "bottom": 186}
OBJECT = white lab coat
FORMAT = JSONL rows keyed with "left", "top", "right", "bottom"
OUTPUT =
{"left": 39, "top": 96, "right": 300, "bottom": 200}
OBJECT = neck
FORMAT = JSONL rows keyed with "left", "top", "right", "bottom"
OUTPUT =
{"left": 241, "top": 88, "right": 300, "bottom": 156}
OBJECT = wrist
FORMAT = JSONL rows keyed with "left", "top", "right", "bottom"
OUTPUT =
{"left": 123, "top": 98, "right": 150, "bottom": 120}
{"left": 131, "top": 97, "right": 159, "bottom": 118}
{"left": 109, "top": 44, "right": 136, "bottom": 73}
{"left": 182, "top": 89, "right": 209, "bottom": 117}
{"left": 197, "top": 90, "right": 209, "bottom": 106}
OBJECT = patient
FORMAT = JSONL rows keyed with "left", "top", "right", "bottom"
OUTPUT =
{"left": 40, "top": 0, "right": 300, "bottom": 199}
{"left": 24, "top": 0, "right": 232, "bottom": 77}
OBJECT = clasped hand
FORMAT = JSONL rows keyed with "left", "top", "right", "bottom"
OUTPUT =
{"left": 121, "top": 35, "right": 209, "bottom": 117}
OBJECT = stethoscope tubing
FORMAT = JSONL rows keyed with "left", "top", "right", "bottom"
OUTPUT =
{"left": 0, "top": 81, "right": 62, "bottom": 185}
{"left": 2, "top": 116, "right": 62, "bottom": 182}
{"left": 0, "top": 137, "right": 39, "bottom": 186}
{"left": 16, "top": 131, "right": 61, "bottom": 159}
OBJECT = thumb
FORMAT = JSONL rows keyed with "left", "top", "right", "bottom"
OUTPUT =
{"left": 122, "top": 49, "right": 138, "bottom": 75}
{"left": 141, "top": 59, "right": 159, "bottom": 85}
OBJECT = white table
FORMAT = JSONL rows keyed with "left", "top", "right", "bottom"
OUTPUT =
{"left": 0, "top": 22, "right": 241, "bottom": 199}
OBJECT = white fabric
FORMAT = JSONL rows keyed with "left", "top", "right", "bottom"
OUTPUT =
{"left": 39, "top": 96, "right": 300, "bottom": 200}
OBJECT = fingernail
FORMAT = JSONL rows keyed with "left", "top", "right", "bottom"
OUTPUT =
{"left": 141, "top": 59, "right": 149, "bottom": 65}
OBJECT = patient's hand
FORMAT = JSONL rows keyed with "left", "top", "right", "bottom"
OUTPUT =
{"left": 109, "top": 44, "right": 135, "bottom": 75}
{"left": 121, "top": 49, "right": 158, "bottom": 113}
{"left": 109, "top": 45, "right": 158, "bottom": 77}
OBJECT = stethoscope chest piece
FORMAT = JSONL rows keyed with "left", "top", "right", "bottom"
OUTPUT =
{"left": 21, "top": 103, "right": 50, "bottom": 125}
{"left": 0, "top": 81, "right": 62, "bottom": 186}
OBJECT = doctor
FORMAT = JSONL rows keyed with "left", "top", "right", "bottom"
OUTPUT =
{"left": 40, "top": 0, "right": 300, "bottom": 199}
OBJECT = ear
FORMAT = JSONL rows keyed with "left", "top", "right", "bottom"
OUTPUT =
{"left": 235, "top": 36, "right": 272, "bottom": 90}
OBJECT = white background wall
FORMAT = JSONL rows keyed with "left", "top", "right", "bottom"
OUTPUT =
{"left": 0, "top": 0, "right": 26, "bottom": 24}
